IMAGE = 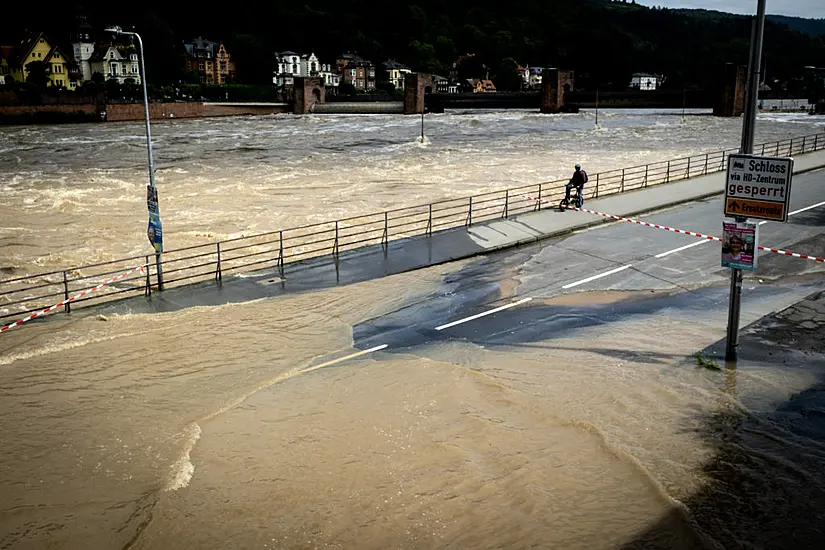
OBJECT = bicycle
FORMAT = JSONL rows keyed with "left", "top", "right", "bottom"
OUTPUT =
{"left": 558, "top": 186, "right": 584, "bottom": 212}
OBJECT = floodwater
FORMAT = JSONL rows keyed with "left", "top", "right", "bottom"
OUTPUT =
{"left": 1, "top": 110, "right": 824, "bottom": 549}
{"left": 0, "top": 109, "right": 822, "bottom": 276}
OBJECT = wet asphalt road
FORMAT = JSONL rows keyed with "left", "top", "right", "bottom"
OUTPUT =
{"left": 349, "top": 169, "right": 825, "bottom": 357}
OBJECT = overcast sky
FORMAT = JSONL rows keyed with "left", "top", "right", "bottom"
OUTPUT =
{"left": 635, "top": 1, "right": 825, "bottom": 19}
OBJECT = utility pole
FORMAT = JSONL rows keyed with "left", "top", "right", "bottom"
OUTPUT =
{"left": 595, "top": 88, "right": 600, "bottom": 128}
{"left": 725, "top": 0, "right": 766, "bottom": 361}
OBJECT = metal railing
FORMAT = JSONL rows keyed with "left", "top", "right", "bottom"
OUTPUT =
{"left": 2, "top": 131, "right": 824, "bottom": 325}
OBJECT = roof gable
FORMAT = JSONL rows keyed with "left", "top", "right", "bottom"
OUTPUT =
{"left": 16, "top": 31, "right": 47, "bottom": 65}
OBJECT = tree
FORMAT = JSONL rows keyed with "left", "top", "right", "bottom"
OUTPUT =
{"left": 25, "top": 60, "right": 50, "bottom": 88}
{"left": 105, "top": 78, "right": 122, "bottom": 98}
{"left": 91, "top": 72, "right": 105, "bottom": 84}
{"left": 494, "top": 57, "right": 522, "bottom": 92}
{"left": 339, "top": 82, "right": 356, "bottom": 95}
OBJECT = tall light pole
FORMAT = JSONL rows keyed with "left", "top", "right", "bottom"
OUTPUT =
{"left": 725, "top": 0, "right": 766, "bottom": 361}
{"left": 105, "top": 26, "right": 163, "bottom": 289}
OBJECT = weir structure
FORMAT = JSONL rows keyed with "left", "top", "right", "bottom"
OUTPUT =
{"left": 289, "top": 64, "right": 749, "bottom": 117}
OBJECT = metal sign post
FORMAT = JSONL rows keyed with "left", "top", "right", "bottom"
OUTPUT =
{"left": 725, "top": 0, "right": 766, "bottom": 362}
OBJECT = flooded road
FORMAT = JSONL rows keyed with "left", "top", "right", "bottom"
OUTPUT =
{"left": 3, "top": 169, "right": 825, "bottom": 547}
{"left": 1, "top": 110, "right": 822, "bottom": 276}
{"left": 2, "top": 112, "right": 825, "bottom": 549}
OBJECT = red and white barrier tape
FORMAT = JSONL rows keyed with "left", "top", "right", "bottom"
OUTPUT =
{"left": 0, "top": 264, "right": 146, "bottom": 334}
{"left": 521, "top": 193, "right": 825, "bottom": 264}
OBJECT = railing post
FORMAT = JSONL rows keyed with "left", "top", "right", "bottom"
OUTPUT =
{"left": 334, "top": 220, "right": 340, "bottom": 257}
{"left": 595, "top": 173, "right": 599, "bottom": 198}
{"left": 278, "top": 230, "right": 284, "bottom": 278}
{"left": 155, "top": 253, "right": 164, "bottom": 291}
{"left": 621, "top": 169, "right": 625, "bottom": 193}
{"left": 503, "top": 190, "right": 509, "bottom": 218}
{"left": 802, "top": 136, "right": 806, "bottom": 153}
{"left": 704, "top": 153, "right": 709, "bottom": 175}
{"left": 537, "top": 183, "right": 542, "bottom": 210}
{"left": 426, "top": 204, "right": 433, "bottom": 236}
{"left": 776, "top": 142, "right": 780, "bottom": 156}
{"left": 666, "top": 161, "right": 670, "bottom": 183}
{"left": 816, "top": 134, "right": 820, "bottom": 151}
{"left": 761, "top": 143, "right": 766, "bottom": 155}
{"left": 644, "top": 165, "right": 649, "bottom": 187}
{"left": 145, "top": 255, "right": 151, "bottom": 296}
{"left": 686, "top": 157, "right": 691, "bottom": 179}
{"left": 62, "top": 271, "right": 70, "bottom": 313}
{"left": 215, "top": 242, "right": 222, "bottom": 282}
{"left": 467, "top": 197, "right": 473, "bottom": 227}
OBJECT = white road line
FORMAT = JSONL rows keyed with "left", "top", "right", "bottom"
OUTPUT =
{"left": 435, "top": 297, "right": 533, "bottom": 331}
{"left": 435, "top": 200, "right": 825, "bottom": 332}
{"left": 655, "top": 239, "right": 711, "bottom": 258}
{"left": 788, "top": 200, "right": 825, "bottom": 217}
{"left": 296, "top": 344, "right": 388, "bottom": 375}
{"left": 757, "top": 200, "right": 825, "bottom": 227}
{"left": 561, "top": 265, "right": 632, "bottom": 289}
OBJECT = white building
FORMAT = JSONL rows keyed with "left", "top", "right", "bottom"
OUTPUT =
{"left": 274, "top": 51, "right": 336, "bottom": 90}
{"left": 630, "top": 72, "right": 659, "bottom": 91}
{"left": 71, "top": 21, "right": 95, "bottom": 82}
{"left": 527, "top": 67, "right": 545, "bottom": 89}
{"left": 382, "top": 60, "right": 411, "bottom": 91}
{"left": 89, "top": 45, "right": 140, "bottom": 84}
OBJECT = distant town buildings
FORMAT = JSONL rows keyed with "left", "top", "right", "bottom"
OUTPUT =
{"left": 88, "top": 45, "right": 141, "bottom": 85}
{"left": 526, "top": 66, "right": 545, "bottom": 89}
{"left": 273, "top": 51, "right": 338, "bottom": 90}
{"left": 338, "top": 53, "right": 376, "bottom": 91}
{"left": 473, "top": 79, "right": 497, "bottom": 93}
{"left": 0, "top": 32, "right": 80, "bottom": 89}
{"left": 183, "top": 37, "right": 235, "bottom": 85}
{"left": 382, "top": 60, "right": 411, "bottom": 91}
{"left": 0, "top": 22, "right": 151, "bottom": 90}
{"left": 630, "top": 72, "right": 659, "bottom": 91}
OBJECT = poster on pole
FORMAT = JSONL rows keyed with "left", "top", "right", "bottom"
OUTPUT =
{"left": 147, "top": 185, "right": 163, "bottom": 253}
{"left": 721, "top": 220, "right": 758, "bottom": 271}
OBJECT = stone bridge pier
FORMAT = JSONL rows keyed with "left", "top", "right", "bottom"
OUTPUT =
{"left": 540, "top": 70, "right": 576, "bottom": 113}
{"left": 403, "top": 73, "right": 436, "bottom": 115}
{"left": 713, "top": 63, "right": 747, "bottom": 117}
{"left": 293, "top": 77, "right": 325, "bottom": 114}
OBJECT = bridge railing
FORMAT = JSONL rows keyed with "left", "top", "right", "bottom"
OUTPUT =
{"left": 3, "top": 130, "right": 824, "bottom": 326}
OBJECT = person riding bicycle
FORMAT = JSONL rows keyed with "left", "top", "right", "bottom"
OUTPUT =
{"left": 564, "top": 164, "right": 588, "bottom": 206}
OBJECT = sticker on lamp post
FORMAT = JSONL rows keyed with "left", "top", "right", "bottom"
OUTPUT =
{"left": 722, "top": 220, "right": 757, "bottom": 271}
{"left": 147, "top": 185, "right": 163, "bottom": 253}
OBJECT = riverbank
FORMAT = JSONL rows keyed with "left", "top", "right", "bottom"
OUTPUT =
{"left": 0, "top": 101, "right": 290, "bottom": 125}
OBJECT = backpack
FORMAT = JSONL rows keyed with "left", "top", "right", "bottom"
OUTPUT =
{"left": 580, "top": 170, "right": 589, "bottom": 184}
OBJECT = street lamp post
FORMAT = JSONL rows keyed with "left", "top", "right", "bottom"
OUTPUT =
{"left": 105, "top": 26, "right": 163, "bottom": 289}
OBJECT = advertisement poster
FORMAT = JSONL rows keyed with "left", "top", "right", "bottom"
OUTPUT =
{"left": 147, "top": 185, "right": 164, "bottom": 254}
{"left": 721, "top": 220, "right": 757, "bottom": 271}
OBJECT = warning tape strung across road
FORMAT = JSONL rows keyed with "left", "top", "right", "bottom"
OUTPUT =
{"left": 520, "top": 193, "right": 825, "bottom": 264}
{"left": 0, "top": 264, "right": 146, "bottom": 334}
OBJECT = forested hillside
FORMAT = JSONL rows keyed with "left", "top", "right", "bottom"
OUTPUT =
{"left": 10, "top": 0, "right": 825, "bottom": 89}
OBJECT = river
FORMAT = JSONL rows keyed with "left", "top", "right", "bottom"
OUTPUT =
{"left": 1, "top": 109, "right": 822, "bottom": 276}
{"left": 1, "top": 110, "right": 824, "bottom": 549}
